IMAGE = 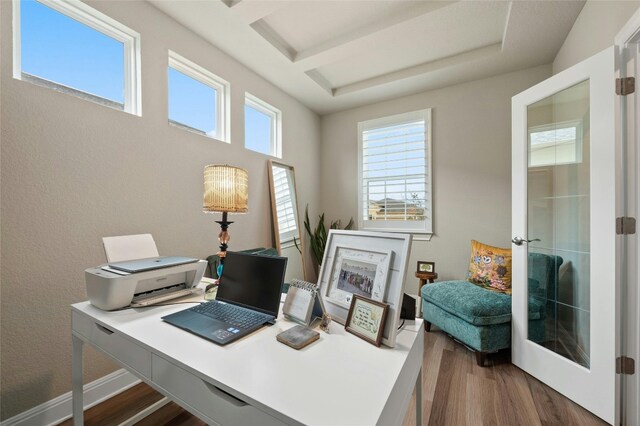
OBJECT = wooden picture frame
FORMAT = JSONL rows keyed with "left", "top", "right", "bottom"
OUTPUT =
{"left": 417, "top": 261, "right": 435, "bottom": 273}
{"left": 345, "top": 295, "right": 389, "bottom": 347}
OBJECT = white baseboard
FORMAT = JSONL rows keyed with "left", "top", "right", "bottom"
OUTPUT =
{"left": 1, "top": 369, "right": 140, "bottom": 426}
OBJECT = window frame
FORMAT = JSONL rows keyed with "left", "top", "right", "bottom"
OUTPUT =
{"left": 244, "top": 93, "right": 282, "bottom": 158}
{"left": 357, "top": 109, "right": 433, "bottom": 235}
{"left": 168, "top": 50, "right": 230, "bottom": 142}
{"left": 12, "top": 0, "right": 142, "bottom": 115}
{"left": 527, "top": 120, "right": 583, "bottom": 168}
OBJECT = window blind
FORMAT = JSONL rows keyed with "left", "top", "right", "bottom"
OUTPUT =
{"left": 358, "top": 109, "right": 432, "bottom": 233}
{"left": 272, "top": 167, "right": 298, "bottom": 241}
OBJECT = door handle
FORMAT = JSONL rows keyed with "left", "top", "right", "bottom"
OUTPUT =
{"left": 511, "top": 237, "right": 541, "bottom": 246}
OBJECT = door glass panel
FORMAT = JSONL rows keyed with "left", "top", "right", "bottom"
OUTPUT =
{"left": 526, "top": 80, "right": 590, "bottom": 369}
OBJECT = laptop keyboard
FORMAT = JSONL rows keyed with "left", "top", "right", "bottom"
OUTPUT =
{"left": 191, "top": 301, "right": 272, "bottom": 329}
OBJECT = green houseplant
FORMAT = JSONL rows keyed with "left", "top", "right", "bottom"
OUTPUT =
{"left": 302, "top": 205, "right": 354, "bottom": 268}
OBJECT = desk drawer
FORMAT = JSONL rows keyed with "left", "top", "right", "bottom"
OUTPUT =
{"left": 152, "top": 355, "right": 286, "bottom": 426}
{"left": 72, "top": 312, "right": 151, "bottom": 378}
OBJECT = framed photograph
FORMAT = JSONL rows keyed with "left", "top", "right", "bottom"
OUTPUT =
{"left": 345, "top": 295, "right": 389, "bottom": 347}
{"left": 325, "top": 246, "right": 391, "bottom": 309}
{"left": 317, "top": 230, "right": 412, "bottom": 348}
{"left": 417, "top": 261, "right": 435, "bottom": 273}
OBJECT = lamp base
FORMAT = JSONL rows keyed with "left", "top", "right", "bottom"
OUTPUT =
{"left": 212, "top": 212, "right": 233, "bottom": 281}
{"left": 215, "top": 211, "right": 233, "bottom": 253}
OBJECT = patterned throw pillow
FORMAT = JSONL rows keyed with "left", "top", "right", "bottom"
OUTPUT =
{"left": 467, "top": 240, "right": 512, "bottom": 295}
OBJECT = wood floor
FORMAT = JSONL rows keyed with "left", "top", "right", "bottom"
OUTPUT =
{"left": 59, "top": 328, "right": 607, "bottom": 426}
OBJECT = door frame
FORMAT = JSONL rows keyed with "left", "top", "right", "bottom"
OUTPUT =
{"left": 511, "top": 47, "right": 617, "bottom": 424}
{"left": 615, "top": 9, "right": 640, "bottom": 426}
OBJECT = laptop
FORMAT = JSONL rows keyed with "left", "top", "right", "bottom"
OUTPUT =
{"left": 161, "top": 251, "right": 287, "bottom": 345}
{"left": 107, "top": 256, "right": 198, "bottom": 273}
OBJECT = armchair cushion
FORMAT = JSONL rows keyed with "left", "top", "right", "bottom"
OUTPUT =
{"left": 422, "top": 280, "right": 545, "bottom": 326}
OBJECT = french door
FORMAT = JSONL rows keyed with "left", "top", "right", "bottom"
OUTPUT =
{"left": 511, "top": 47, "right": 616, "bottom": 423}
{"left": 616, "top": 11, "right": 640, "bottom": 424}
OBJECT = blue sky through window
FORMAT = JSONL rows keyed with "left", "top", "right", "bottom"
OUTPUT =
{"left": 22, "top": 0, "right": 273, "bottom": 147}
{"left": 245, "top": 105, "right": 272, "bottom": 155}
{"left": 168, "top": 67, "right": 217, "bottom": 136}
{"left": 20, "top": 0, "right": 125, "bottom": 104}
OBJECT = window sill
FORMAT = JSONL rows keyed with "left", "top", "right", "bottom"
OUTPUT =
{"left": 19, "top": 73, "right": 127, "bottom": 113}
{"left": 169, "top": 120, "right": 228, "bottom": 143}
{"left": 359, "top": 226, "right": 433, "bottom": 241}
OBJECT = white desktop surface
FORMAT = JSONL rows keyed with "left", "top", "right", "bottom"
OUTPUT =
{"left": 72, "top": 299, "right": 423, "bottom": 425}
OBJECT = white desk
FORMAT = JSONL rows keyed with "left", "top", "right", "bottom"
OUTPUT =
{"left": 71, "top": 300, "right": 423, "bottom": 425}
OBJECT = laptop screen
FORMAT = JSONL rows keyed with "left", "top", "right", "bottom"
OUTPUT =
{"left": 216, "top": 251, "right": 287, "bottom": 316}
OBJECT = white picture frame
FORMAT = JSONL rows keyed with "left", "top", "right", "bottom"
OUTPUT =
{"left": 317, "top": 230, "right": 412, "bottom": 348}
{"left": 325, "top": 246, "right": 391, "bottom": 309}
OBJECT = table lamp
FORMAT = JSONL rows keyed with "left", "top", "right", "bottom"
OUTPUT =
{"left": 203, "top": 164, "right": 248, "bottom": 278}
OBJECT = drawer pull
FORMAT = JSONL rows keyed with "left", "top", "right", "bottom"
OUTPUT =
{"left": 95, "top": 324, "right": 114, "bottom": 335}
{"left": 203, "top": 381, "right": 247, "bottom": 407}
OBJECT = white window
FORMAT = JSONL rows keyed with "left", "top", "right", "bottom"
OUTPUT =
{"left": 528, "top": 120, "right": 583, "bottom": 167}
{"left": 13, "top": 0, "right": 141, "bottom": 115}
{"left": 358, "top": 109, "right": 433, "bottom": 234}
{"left": 168, "top": 51, "right": 230, "bottom": 142}
{"left": 245, "top": 93, "right": 282, "bottom": 157}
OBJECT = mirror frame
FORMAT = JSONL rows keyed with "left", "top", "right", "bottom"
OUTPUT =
{"left": 267, "top": 160, "right": 306, "bottom": 281}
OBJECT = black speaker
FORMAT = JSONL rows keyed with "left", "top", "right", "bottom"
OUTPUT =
{"left": 400, "top": 293, "right": 416, "bottom": 319}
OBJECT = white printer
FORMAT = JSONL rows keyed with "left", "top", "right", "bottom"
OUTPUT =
{"left": 85, "top": 256, "right": 207, "bottom": 311}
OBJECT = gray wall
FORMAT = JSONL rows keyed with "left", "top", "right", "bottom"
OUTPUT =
{"left": 319, "top": 65, "right": 551, "bottom": 295}
{"left": 553, "top": 0, "right": 640, "bottom": 74}
{"left": 0, "top": 0, "right": 320, "bottom": 419}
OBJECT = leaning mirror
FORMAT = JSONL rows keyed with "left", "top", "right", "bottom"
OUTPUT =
{"left": 268, "top": 160, "right": 306, "bottom": 282}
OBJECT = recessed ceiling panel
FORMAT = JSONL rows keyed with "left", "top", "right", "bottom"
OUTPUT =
{"left": 315, "top": 1, "right": 509, "bottom": 88}
{"left": 260, "top": 1, "right": 420, "bottom": 54}
{"left": 149, "top": 0, "right": 584, "bottom": 114}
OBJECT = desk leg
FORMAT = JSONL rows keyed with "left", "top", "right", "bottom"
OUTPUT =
{"left": 415, "top": 367, "right": 423, "bottom": 426}
{"left": 72, "top": 335, "right": 84, "bottom": 426}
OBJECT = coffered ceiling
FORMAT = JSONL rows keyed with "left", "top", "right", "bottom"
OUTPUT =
{"left": 149, "top": 0, "right": 585, "bottom": 114}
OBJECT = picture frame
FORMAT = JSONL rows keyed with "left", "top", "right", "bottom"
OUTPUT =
{"left": 345, "top": 295, "right": 389, "bottom": 347}
{"left": 417, "top": 261, "right": 435, "bottom": 273}
{"left": 317, "top": 230, "right": 412, "bottom": 348}
{"left": 324, "top": 246, "right": 391, "bottom": 309}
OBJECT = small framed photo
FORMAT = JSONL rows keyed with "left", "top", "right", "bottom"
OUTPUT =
{"left": 417, "top": 261, "right": 435, "bottom": 273}
{"left": 345, "top": 295, "right": 389, "bottom": 347}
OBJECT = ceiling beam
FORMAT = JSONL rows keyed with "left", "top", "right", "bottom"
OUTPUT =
{"left": 331, "top": 42, "right": 503, "bottom": 97}
{"left": 225, "top": 0, "right": 288, "bottom": 24}
{"left": 501, "top": 1, "right": 513, "bottom": 52}
{"left": 292, "top": 1, "right": 458, "bottom": 70}
{"left": 251, "top": 21, "right": 296, "bottom": 61}
{"left": 305, "top": 70, "right": 334, "bottom": 96}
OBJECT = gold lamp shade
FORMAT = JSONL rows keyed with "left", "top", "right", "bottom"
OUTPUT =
{"left": 203, "top": 165, "right": 248, "bottom": 213}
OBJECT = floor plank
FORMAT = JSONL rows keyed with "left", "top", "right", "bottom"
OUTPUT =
{"left": 61, "top": 330, "right": 609, "bottom": 426}
{"left": 57, "top": 383, "right": 164, "bottom": 426}
{"left": 135, "top": 402, "right": 206, "bottom": 426}
{"left": 494, "top": 362, "right": 542, "bottom": 426}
